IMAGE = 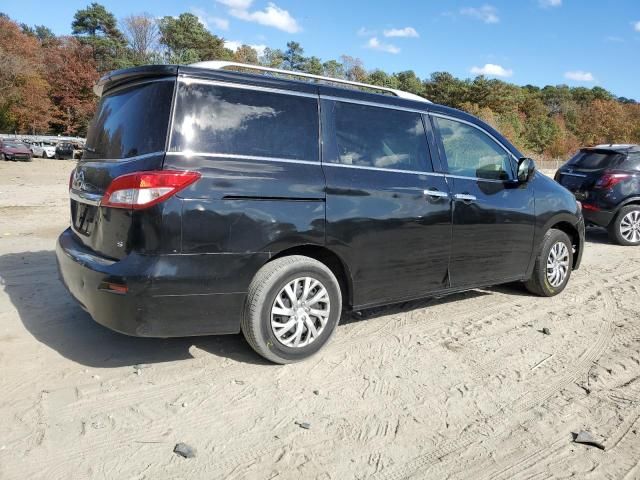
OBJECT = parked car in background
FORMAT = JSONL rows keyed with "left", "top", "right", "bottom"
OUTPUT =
{"left": 0, "top": 140, "right": 32, "bottom": 161}
{"left": 555, "top": 144, "right": 640, "bottom": 246}
{"left": 55, "top": 142, "right": 75, "bottom": 159}
{"left": 31, "top": 141, "right": 56, "bottom": 158}
{"left": 57, "top": 62, "right": 585, "bottom": 364}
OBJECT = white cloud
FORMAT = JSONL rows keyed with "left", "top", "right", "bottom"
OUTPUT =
{"left": 224, "top": 40, "right": 267, "bottom": 57}
{"left": 564, "top": 71, "right": 595, "bottom": 82}
{"left": 470, "top": 63, "right": 513, "bottom": 77}
{"left": 219, "top": 1, "right": 301, "bottom": 33}
{"left": 366, "top": 37, "right": 400, "bottom": 54}
{"left": 539, "top": 0, "right": 562, "bottom": 7}
{"left": 460, "top": 5, "right": 499, "bottom": 24}
{"left": 216, "top": 0, "right": 253, "bottom": 9}
{"left": 383, "top": 27, "right": 419, "bottom": 38}
{"left": 191, "top": 7, "right": 229, "bottom": 30}
{"left": 634, "top": 21, "right": 640, "bottom": 32}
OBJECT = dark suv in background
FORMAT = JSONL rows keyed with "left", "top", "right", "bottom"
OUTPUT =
{"left": 56, "top": 62, "right": 584, "bottom": 363}
{"left": 555, "top": 145, "right": 640, "bottom": 245}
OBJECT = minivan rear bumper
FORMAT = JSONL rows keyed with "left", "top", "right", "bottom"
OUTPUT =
{"left": 56, "top": 228, "right": 267, "bottom": 337}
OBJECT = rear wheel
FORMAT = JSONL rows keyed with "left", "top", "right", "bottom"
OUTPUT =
{"left": 608, "top": 206, "right": 640, "bottom": 246}
{"left": 525, "top": 229, "right": 573, "bottom": 297}
{"left": 241, "top": 255, "right": 342, "bottom": 364}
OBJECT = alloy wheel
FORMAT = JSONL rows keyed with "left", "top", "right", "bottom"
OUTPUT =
{"left": 620, "top": 210, "right": 640, "bottom": 243}
{"left": 270, "top": 276, "right": 331, "bottom": 348}
{"left": 546, "top": 241, "right": 570, "bottom": 288}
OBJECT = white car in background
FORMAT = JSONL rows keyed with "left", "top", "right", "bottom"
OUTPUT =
{"left": 30, "top": 142, "right": 56, "bottom": 158}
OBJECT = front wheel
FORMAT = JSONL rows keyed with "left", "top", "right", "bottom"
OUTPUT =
{"left": 525, "top": 229, "right": 573, "bottom": 297}
{"left": 608, "top": 206, "right": 640, "bottom": 246}
{"left": 241, "top": 255, "right": 342, "bottom": 364}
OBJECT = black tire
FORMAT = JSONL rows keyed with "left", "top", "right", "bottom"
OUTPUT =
{"left": 525, "top": 229, "right": 573, "bottom": 297}
{"left": 607, "top": 205, "right": 640, "bottom": 246}
{"left": 241, "top": 255, "right": 342, "bottom": 364}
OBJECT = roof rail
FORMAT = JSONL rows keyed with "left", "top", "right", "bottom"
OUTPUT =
{"left": 189, "top": 61, "right": 431, "bottom": 103}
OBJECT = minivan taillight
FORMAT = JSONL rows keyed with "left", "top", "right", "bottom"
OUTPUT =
{"left": 594, "top": 172, "right": 630, "bottom": 189}
{"left": 101, "top": 170, "right": 201, "bottom": 210}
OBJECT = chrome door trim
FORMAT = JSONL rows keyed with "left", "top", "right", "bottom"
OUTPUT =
{"left": 164, "top": 151, "right": 319, "bottom": 166}
{"left": 445, "top": 173, "right": 510, "bottom": 183}
{"left": 322, "top": 162, "right": 444, "bottom": 177}
{"left": 560, "top": 172, "right": 587, "bottom": 178}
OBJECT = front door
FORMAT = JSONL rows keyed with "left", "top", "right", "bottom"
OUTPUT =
{"left": 321, "top": 97, "right": 452, "bottom": 307}
{"left": 431, "top": 114, "right": 535, "bottom": 288}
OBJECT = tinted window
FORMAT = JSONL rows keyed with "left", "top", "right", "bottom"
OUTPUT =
{"left": 171, "top": 83, "right": 319, "bottom": 161}
{"left": 327, "top": 101, "right": 429, "bottom": 172}
{"left": 568, "top": 150, "right": 625, "bottom": 169}
{"left": 435, "top": 117, "right": 513, "bottom": 180}
{"left": 84, "top": 80, "right": 174, "bottom": 160}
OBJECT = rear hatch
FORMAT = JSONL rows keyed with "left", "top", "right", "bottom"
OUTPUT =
{"left": 70, "top": 77, "right": 175, "bottom": 259}
{"left": 556, "top": 149, "right": 626, "bottom": 200}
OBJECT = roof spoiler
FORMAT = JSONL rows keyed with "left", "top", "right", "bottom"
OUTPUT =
{"left": 93, "top": 65, "right": 179, "bottom": 97}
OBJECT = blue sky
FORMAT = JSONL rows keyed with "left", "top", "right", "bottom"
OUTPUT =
{"left": 2, "top": 0, "right": 639, "bottom": 99}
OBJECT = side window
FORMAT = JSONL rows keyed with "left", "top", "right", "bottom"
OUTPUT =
{"left": 625, "top": 153, "right": 640, "bottom": 171}
{"left": 170, "top": 82, "right": 319, "bottom": 161}
{"left": 328, "top": 101, "right": 430, "bottom": 172}
{"left": 435, "top": 116, "right": 514, "bottom": 180}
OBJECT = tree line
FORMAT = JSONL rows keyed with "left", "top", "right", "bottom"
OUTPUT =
{"left": 1, "top": 2, "right": 639, "bottom": 159}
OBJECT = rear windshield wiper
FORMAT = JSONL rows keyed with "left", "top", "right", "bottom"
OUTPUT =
{"left": 83, "top": 146, "right": 99, "bottom": 154}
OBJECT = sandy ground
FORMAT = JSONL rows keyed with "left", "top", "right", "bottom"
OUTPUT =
{"left": 0, "top": 159, "right": 639, "bottom": 480}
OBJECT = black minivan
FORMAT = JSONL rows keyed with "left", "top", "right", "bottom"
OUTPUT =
{"left": 56, "top": 62, "right": 584, "bottom": 363}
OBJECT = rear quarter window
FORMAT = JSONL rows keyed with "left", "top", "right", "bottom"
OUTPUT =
{"left": 624, "top": 153, "right": 640, "bottom": 171}
{"left": 170, "top": 82, "right": 319, "bottom": 161}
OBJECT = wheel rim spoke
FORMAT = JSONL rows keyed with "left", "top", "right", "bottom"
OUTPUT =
{"left": 620, "top": 211, "right": 640, "bottom": 243}
{"left": 270, "top": 276, "right": 331, "bottom": 348}
{"left": 546, "top": 241, "right": 569, "bottom": 288}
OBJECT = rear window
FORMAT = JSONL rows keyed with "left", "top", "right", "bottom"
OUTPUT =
{"left": 568, "top": 150, "right": 625, "bottom": 169}
{"left": 170, "top": 82, "right": 319, "bottom": 161}
{"left": 84, "top": 79, "right": 174, "bottom": 160}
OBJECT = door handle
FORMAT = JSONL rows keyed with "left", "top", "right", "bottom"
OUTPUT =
{"left": 454, "top": 193, "right": 477, "bottom": 203}
{"left": 423, "top": 189, "right": 450, "bottom": 200}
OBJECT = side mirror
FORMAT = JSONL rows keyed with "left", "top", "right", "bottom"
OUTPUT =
{"left": 517, "top": 157, "right": 536, "bottom": 183}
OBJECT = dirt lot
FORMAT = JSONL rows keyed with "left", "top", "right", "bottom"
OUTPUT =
{"left": 1, "top": 159, "right": 639, "bottom": 479}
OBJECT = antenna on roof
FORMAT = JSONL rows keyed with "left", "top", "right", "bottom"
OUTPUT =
{"left": 190, "top": 61, "right": 431, "bottom": 103}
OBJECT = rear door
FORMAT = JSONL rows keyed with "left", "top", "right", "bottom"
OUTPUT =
{"left": 70, "top": 78, "right": 175, "bottom": 259}
{"left": 431, "top": 114, "right": 534, "bottom": 287}
{"left": 321, "top": 97, "right": 452, "bottom": 307}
